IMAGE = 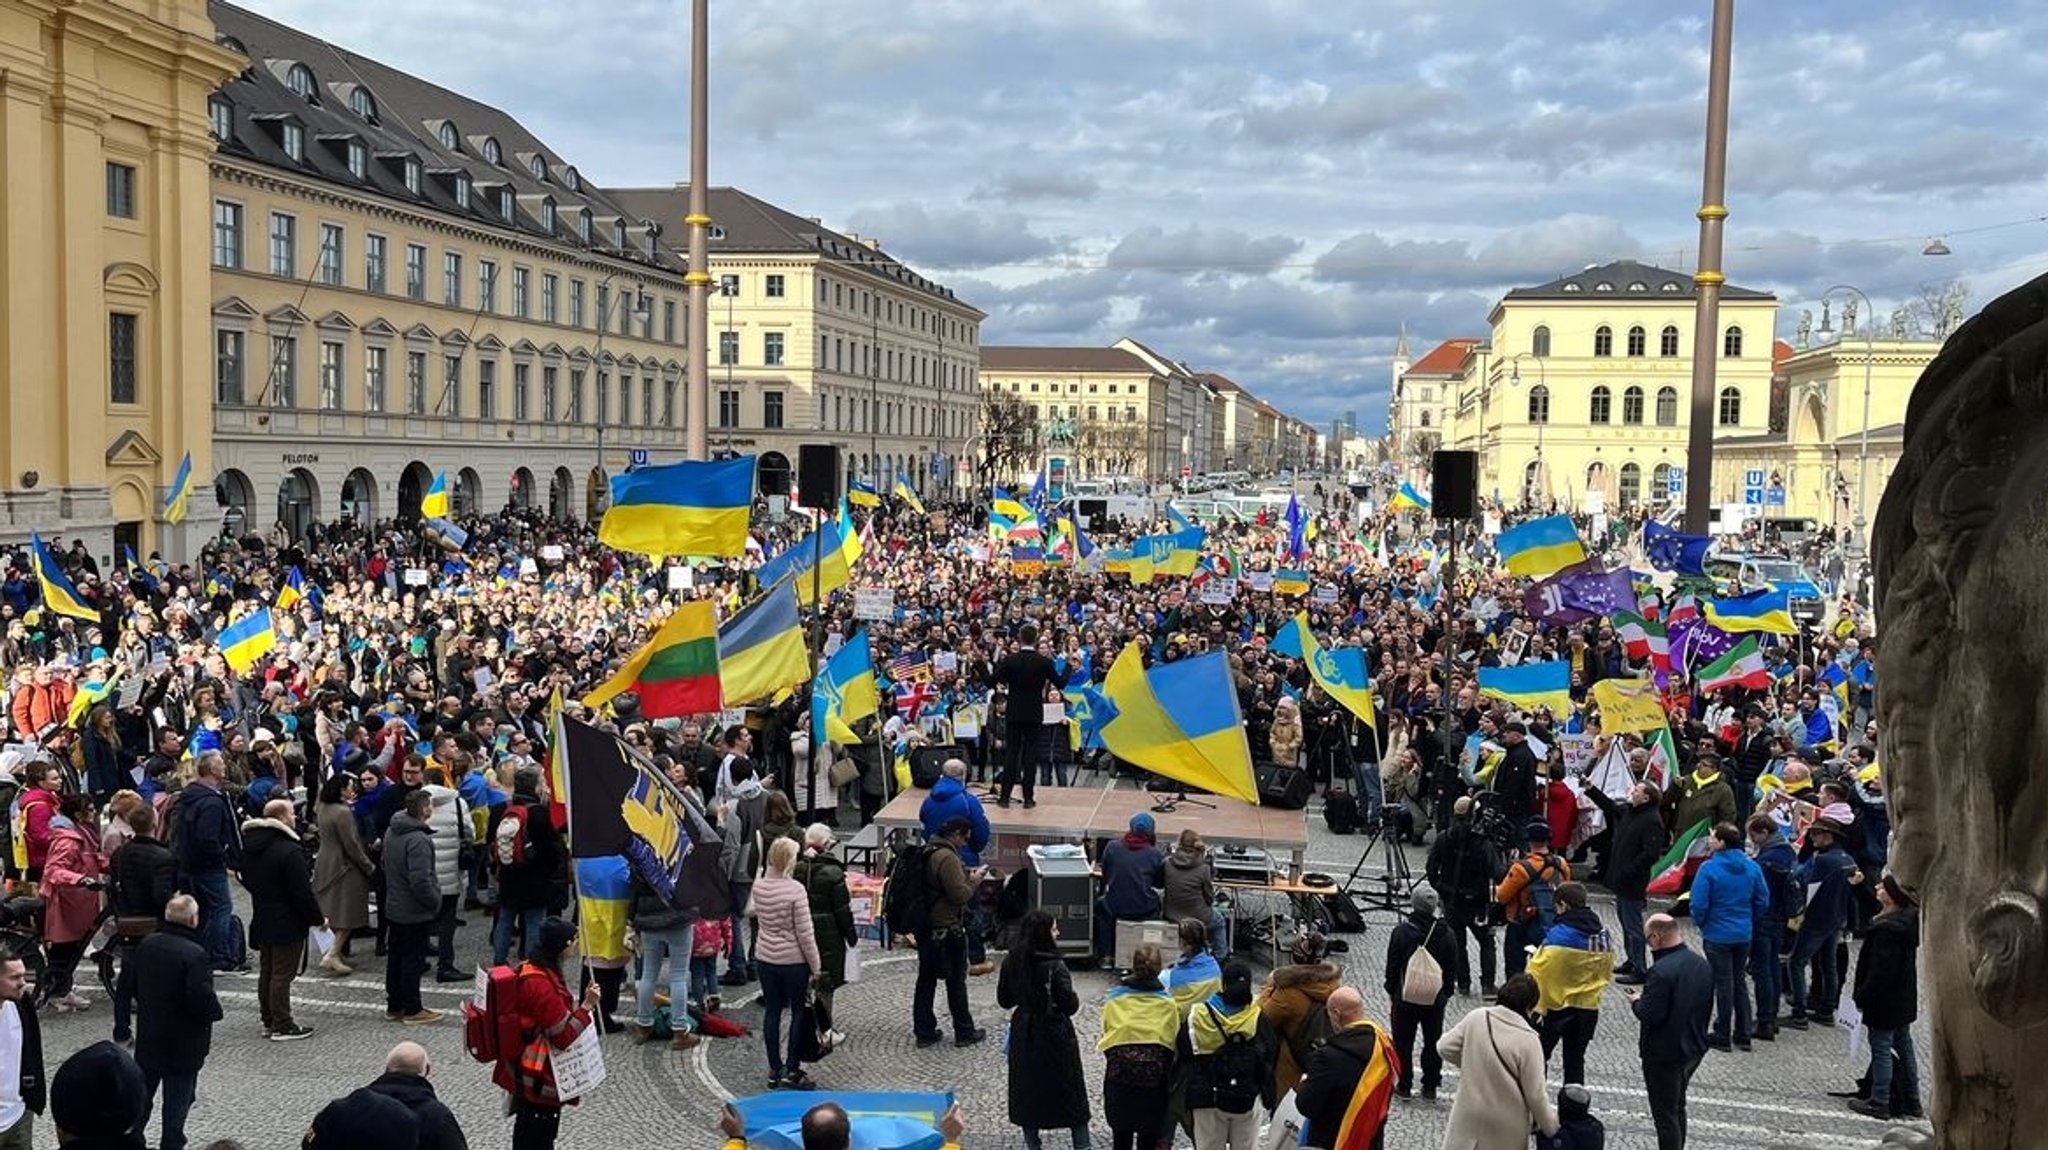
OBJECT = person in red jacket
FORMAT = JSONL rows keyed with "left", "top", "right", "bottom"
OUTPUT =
{"left": 18, "top": 761, "right": 64, "bottom": 884}
{"left": 493, "top": 915, "right": 598, "bottom": 1150}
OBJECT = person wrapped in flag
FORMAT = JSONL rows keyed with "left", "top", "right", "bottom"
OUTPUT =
{"left": 1294, "top": 986, "right": 1403, "bottom": 1149}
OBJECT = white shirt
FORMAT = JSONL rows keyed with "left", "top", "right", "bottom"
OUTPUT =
{"left": 0, "top": 1000, "right": 25, "bottom": 1131}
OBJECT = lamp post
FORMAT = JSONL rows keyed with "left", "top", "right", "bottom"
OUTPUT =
{"left": 1682, "top": 0, "right": 1736, "bottom": 535}
{"left": 683, "top": 0, "right": 711, "bottom": 460}
{"left": 1509, "top": 352, "right": 1547, "bottom": 510}
{"left": 1816, "top": 284, "right": 1875, "bottom": 575}
{"left": 869, "top": 293, "right": 880, "bottom": 491}
{"left": 592, "top": 273, "right": 651, "bottom": 510}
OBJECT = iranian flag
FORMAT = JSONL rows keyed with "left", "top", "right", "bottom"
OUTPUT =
{"left": 1698, "top": 635, "right": 1772, "bottom": 692}
{"left": 1644, "top": 725, "right": 1680, "bottom": 790}
{"left": 1647, "top": 818, "right": 1713, "bottom": 896}
{"left": 1613, "top": 609, "right": 1672, "bottom": 674}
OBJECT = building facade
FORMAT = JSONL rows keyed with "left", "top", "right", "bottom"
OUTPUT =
{"left": 1391, "top": 336, "right": 1478, "bottom": 475}
{"left": 0, "top": 0, "right": 242, "bottom": 556}
{"left": 609, "top": 185, "right": 985, "bottom": 498}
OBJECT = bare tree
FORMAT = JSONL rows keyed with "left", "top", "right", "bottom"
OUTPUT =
{"left": 1406, "top": 430, "right": 1442, "bottom": 469}
{"left": 980, "top": 391, "right": 1040, "bottom": 483}
{"left": 1909, "top": 280, "right": 1971, "bottom": 341}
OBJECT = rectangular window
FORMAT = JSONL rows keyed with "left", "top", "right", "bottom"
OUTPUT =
{"left": 512, "top": 267, "right": 529, "bottom": 318}
{"left": 595, "top": 371, "right": 609, "bottom": 425}
{"left": 405, "top": 243, "right": 426, "bottom": 300}
{"left": 477, "top": 360, "right": 495, "bottom": 420}
{"left": 514, "top": 363, "right": 530, "bottom": 421}
{"left": 365, "top": 345, "right": 387, "bottom": 412}
{"left": 718, "top": 389, "right": 740, "bottom": 428}
{"left": 663, "top": 300, "right": 677, "bottom": 343}
{"left": 719, "top": 331, "right": 739, "bottom": 366}
{"left": 209, "top": 99, "right": 231, "bottom": 142}
{"left": 763, "top": 331, "right": 785, "bottom": 367}
{"left": 347, "top": 141, "right": 367, "bottom": 179}
{"left": 108, "top": 312, "right": 138, "bottom": 403}
{"left": 443, "top": 354, "right": 462, "bottom": 418}
{"left": 596, "top": 284, "right": 610, "bottom": 331}
{"left": 642, "top": 376, "right": 654, "bottom": 426}
{"left": 765, "top": 274, "right": 785, "bottom": 298}
{"left": 405, "top": 350, "right": 427, "bottom": 414}
{"left": 443, "top": 252, "right": 462, "bottom": 307}
{"left": 282, "top": 122, "right": 304, "bottom": 162}
{"left": 478, "top": 260, "right": 497, "bottom": 313}
{"left": 212, "top": 201, "right": 242, "bottom": 268}
{"left": 268, "top": 212, "right": 296, "bottom": 277}
{"left": 621, "top": 295, "right": 634, "bottom": 335}
{"left": 105, "top": 163, "right": 136, "bottom": 219}
{"left": 618, "top": 375, "right": 631, "bottom": 425}
{"left": 215, "top": 329, "right": 245, "bottom": 405}
{"left": 568, "top": 368, "right": 584, "bottom": 422}
{"left": 268, "top": 334, "right": 297, "bottom": 407}
{"left": 319, "top": 339, "right": 344, "bottom": 409}
{"left": 763, "top": 390, "right": 784, "bottom": 429}
{"left": 317, "top": 223, "right": 343, "bottom": 286}
{"left": 365, "top": 234, "right": 387, "bottom": 293}
{"left": 542, "top": 366, "right": 558, "bottom": 422}
{"left": 569, "top": 280, "right": 585, "bottom": 328}
{"left": 542, "top": 274, "right": 559, "bottom": 324}
{"left": 662, "top": 378, "right": 676, "bottom": 426}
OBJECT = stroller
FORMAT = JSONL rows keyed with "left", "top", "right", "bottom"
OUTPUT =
{"left": 0, "top": 895, "right": 51, "bottom": 1006}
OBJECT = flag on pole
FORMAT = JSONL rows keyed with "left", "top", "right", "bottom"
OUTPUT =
{"left": 1391, "top": 481, "right": 1430, "bottom": 511}
{"left": 847, "top": 477, "right": 881, "bottom": 508}
{"left": 162, "top": 452, "right": 194, "bottom": 524}
{"left": 28, "top": 534, "right": 96, "bottom": 622}
{"left": 1646, "top": 819, "right": 1713, "bottom": 896}
{"left": 892, "top": 473, "right": 927, "bottom": 516}
{"left": 421, "top": 471, "right": 451, "bottom": 519}
{"left": 581, "top": 601, "right": 723, "bottom": 717}
{"left": 219, "top": 609, "right": 278, "bottom": 674}
{"left": 1496, "top": 514, "right": 1587, "bottom": 578}
{"left": 1697, "top": 635, "right": 1773, "bottom": 691}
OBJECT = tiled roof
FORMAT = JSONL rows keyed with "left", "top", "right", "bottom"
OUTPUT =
{"left": 1407, "top": 338, "right": 1481, "bottom": 376}
{"left": 1504, "top": 259, "right": 1772, "bottom": 301}
{"left": 980, "top": 346, "right": 1154, "bottom": 373}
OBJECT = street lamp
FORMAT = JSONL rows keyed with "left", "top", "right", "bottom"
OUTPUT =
{"left": 592, "top": 273, "right": 652, "bottom": 509}
{"left": 1816, "top": 284, "right": 1875, "bottom": 576}
{"left": 1509, "top": 352, "right": 1547, "bottom": 510}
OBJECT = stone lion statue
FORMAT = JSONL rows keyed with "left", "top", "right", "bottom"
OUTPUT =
{"left": 1873, "top": 271, "right": 2048, "bottom": 1147}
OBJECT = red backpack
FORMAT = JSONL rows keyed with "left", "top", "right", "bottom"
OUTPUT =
{"left": 492, "top": 802, "right": 532, "bottom": 869}
{"left": 462, "top": 964, "right": 528, "bottom": 1067}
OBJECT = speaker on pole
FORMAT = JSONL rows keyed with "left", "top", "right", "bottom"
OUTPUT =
{"left": 1431, "top": 450, "right": 1479, "bottom": 521}
{"left": 797, "top": 444, "right": 841, "bottom": 511}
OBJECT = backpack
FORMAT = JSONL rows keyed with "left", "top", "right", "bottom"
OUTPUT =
{"left": 1400, "top": 921, "right": 1444, "bottom": 1005}
{"left": 1193, "top": 1005, "right": 1265, "bottom": 1114}
{"left": 1288, "top": 993, "right": 1336, "bottom": 1070}
{"left": 1323, "top": 788, "right": 1360, "bottom": 835}
{"left": 1518, "top": 856, "right": 1562, "bottom": 929}
{"left": 883, "top": 843, "right": 938, "bottom": 939}
{"left": 462, "top": 964, "right": 528, "bottom": 1066}
{"left": 493, "top": 802, "right": 532, "bottom": 869}
{"left": 1762, "top": 858, "right": 1806, "bottom": 921}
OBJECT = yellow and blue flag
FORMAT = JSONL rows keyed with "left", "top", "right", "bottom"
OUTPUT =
{"left": 813, "top": 631, "right": 879, "bottom": 746}
{"left": 718, "top": 579, "right": 810, "bottom": 705}
{"left": 1165, "top": 502, "right": 1196, "bottom": 532}
{"left": 574, "top": 856, "right": 632, "bottom": 962}
{"left": 1392, "top": 481, "right": 1430, "bottom": 512}
{"left": 420, "top": 470, "right": 450, "bottom": 519}
{"left": 275, "top": 567, "right": 306, "bottom": 611}
{"left": 163, "top": 452, "right": 194, "bottom": 524}
{"left": 1273, "top": 568, "right": 1312, "bottom": 596}
{"left": 1477, "top": 660, "right": 1575, "bottom": 715}
{"left": 1099, "top": 642, "right": 1257, "bottom": 803}
{"left": 892, "top": 472, "right": 927, "bottom": 516}
{"left": 121, "top": 545, "right": 159, "bottom": 594}
{"left": 757, "top": 513, "right": 854, "bottom": 606}
{"left": 1272, "top": 613, "right": 1377, "bottom": 728}
{"left": 28, "top": 533, "right": 96, "bottom": 622}
{"left": 1497, "top": 514, "right": 1587, "bottom": 578}
{"left": 731, "top": 1091, "right": 956, "bottom": 1150}
{"left": 1704, "top": 587, "right": 1800, "bottom": 636}
{"left": 599, "top": 456, "right": 755, "bottom": 558}
{"left": 848, "top": 477, "right": 881, "bottom": 508}
{"left": 219, "top": 608, "right": 278, "bottom": 674}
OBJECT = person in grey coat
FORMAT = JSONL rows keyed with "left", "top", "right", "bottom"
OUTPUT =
{"left": 382, "top": 789, "right": 443, "bottom": 1023}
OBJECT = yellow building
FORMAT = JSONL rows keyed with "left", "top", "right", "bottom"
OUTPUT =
{"left": 1711, "top": 334, "right": 1940, "bottom": 538}
{"left": 610, "top": 185, "right": 985, "bottom": 498}
{"left": 1447, "top": 260, "right": 1780, "bottom": 513}
{"left": 979, "top": 345, "right": 1168, "bottom": 481}
{"left": 0, "top": 0, "right": 241, "bottom": 557}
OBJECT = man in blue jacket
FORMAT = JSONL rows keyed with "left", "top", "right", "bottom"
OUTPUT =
{"left": 1787, "top": 810, "right": 1861, "bottom": 1029}
{"left": 1745, "top": 814, "right": 1800, "bottom": 1041}
{"left": 1686, "top": 822, "right": 1770, "bottom": 1051}
{"left": 918, "top": 758, "right": 993, "bottom": 972}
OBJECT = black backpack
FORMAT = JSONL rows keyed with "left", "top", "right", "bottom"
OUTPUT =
{"left": 1191, "top": 1005, "right": 1265, "bottom": 1114}
{"left": 883, "top": 843, "right": 938, "bottom": 939}
{"left": 1323, "top": 788, "right": 1360, "bottom": 835}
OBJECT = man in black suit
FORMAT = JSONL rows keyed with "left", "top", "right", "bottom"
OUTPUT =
{"left": 1629, "top": 913, "right": 1714, "bottom": 1150}
{"left": 989, "top": 623, "right": 1058, "bottom": 809}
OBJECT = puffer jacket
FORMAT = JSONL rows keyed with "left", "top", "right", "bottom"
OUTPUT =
{"left": 420, "top": 783, "right": 469, "bottom": 897}
{"left": 1161, "top": 846, "right": 1217, "bottom": 926}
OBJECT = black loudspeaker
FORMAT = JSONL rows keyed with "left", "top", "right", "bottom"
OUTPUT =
{"left": 909, "top": 744, "right": 968, "bottom": 790}
{"left": 1256, "top": 764, "right": 1314, "bottom": 810}
{"left": 797, "top": 445, "right": 840, "bottom": 510}
{"left": 1431, "top": 450, "right": 1479, "bottom": 521}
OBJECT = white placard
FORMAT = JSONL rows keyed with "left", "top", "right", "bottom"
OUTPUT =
{"left": 473, "top": 966, "right": 492, "bottom": 1007}
{"left": 843, "top": 941, "right": 864, "bottom": 984}
{"left": 1199, "top": 579, "right": 1237, "bottom": 605}
{"left": 403, "top": 568, "right": 430, "bottom": 587}
{"left": 472, "top": 666, "right": 494, "bottom": 692}
{"left": 951, "top": 703, "right": 982, "bottom": 740}
{"left": 853, "top": 586, "right": 895, "bottom": 621}
{"left": 1312, "top": 585, "right": 1340, "bottom": 605}
{"left": 1042, "top": 702, "right": 1066, "bottom": 725}
{"left": 519, "top": 558, "right": 539, "bottom": 577}
{"left": 932, "top": 652, "right": 959, "bottom": 674}
{"left": 1558, "top": 733, "right": 1597, "bottom": 777}
{"left": 1482, "top": 513, "right": 1502, "bottom": 537}
{"left": 308, "top": 924, "right": 335, "bottom": 960}
{"left": 717, "top": 708, "right": 747, "bottom": 730}
{"left": 667, "top": 566, "right": 692, "bottom": 590}
{"left": 1246, "top": 572, "right": 1274, "bottom": 592}
{"left": 541, "top": 545, "right": 565, "bottom": 562}
{"left": 547, "top": 1024, "right": 606, "bottom": 1099}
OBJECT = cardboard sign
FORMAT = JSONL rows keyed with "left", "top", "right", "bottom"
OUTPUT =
{"left": 1198, "top": 580, "right": 1237, "bottom": 605}
{"left": 1246, "top": 572, "right": 1274, "bottom": 592}
{"left": 547, "top": 1025, "right": 606, "bottom": 1099}
{"left": 853, "top": 586, "right": 895, "bottom": 621}
{"left": 541, "top": 545, "right": 565, "bottom": 561}
{"left": 1559, "top": 733, "right": 1598, "bottom": 777}
{"left": 1312, "top": 585, "right": 1340, "bottom": 605}
{"left": 667, "top": 566, "right": 692, "bottom": 590}
{"left": 519, "top": 558, "right": 539, "bottom": 577}
{"left": 403, "top": 568, "right": 430, "bottom": 587}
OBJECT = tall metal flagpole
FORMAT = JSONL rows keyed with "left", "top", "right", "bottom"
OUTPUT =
{"left": 1683, "top": 0, "right": 1736, "bottom": 535}
{"left": 806, "top": 512, "right": 824, "bottom": 815}
{"left": 683, "top": 0, "right": 712, "bottom": 461}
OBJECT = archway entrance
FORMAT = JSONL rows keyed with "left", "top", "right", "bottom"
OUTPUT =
{"left": 549, "top": 467, "right": 573, "bottom": 521}
{"left": 586, "top": 467, "right": 608, "bottom": 521}
{"left": 397, "top": 461, "right": 432, "bottom": 522}
{"left": 341, "top": 468, "right": 379, "bottom": 526}
{"left": 454, "top": 467, "right": 483, "bottom": 516}
{"left": 511, "top": 467, "right": 536, "bottom": 511}
{"left": 277, "top": 468, "right": 319, "bottom": 542}
{"left": 214, "top": 468, "right": 255, "bottom": 537}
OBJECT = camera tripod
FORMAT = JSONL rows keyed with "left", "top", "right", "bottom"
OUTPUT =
{"left": 1338, "top": 766, "right": 1417, "bottom": 914}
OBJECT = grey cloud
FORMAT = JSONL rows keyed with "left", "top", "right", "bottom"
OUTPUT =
{"left": 1106, "top": 226, "right": 1303, "bottom": 274}
{"left": 1314, "top": 215, "right": 1643, "bottom": 290}
{"left": 970, "top": 169, "right": 1102, "bottom": 204}
{"left": 1227, "top": 83, "right": 1462, "bottom": 145}
{"left": 839, "top": 204, "right": 1063, "bottom": 269}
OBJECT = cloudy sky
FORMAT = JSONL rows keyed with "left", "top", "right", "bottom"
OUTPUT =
{"left": 250, "top": 0, "right": 2048, "bottom": 433}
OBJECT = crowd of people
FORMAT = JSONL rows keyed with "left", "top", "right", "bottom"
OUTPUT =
{"left": 0, "top": 478, "right": 1904, "bottom": 1149}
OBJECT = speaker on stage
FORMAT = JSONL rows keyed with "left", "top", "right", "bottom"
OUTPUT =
{"left": 909, "top": 744, "right": 967, "bottom": 790}
{"left": 798, "top": 444, "right": 840, "bottom": 511}
{"left": 1431, "top": 450, "right": 1479, "bottom": 521}
{"left": 1256, "top": 763, "right": 1314, "bottom": 810}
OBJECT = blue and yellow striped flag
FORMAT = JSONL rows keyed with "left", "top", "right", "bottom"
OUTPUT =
{"left": 163, "top": 452, "right": 194, "bottom": 525}
{"left": 28, "top": 533, "right": 96, "bottom": 622}
{"left": 848, "top": 477, "right": 881, "bottom": 508}
{"left": 275, "top": 567, "right": 306, "bottom": 611}
{"left": 420, "top": 470, "right": 451, "bottom": 519}
{"left": 219, "top": 609, "right": 278, "bottom": 675}
{"left": 598, "top": 456, "right": 755, "bottom": 558}
{"left": 893, "top": 472, "right": 927, "bottom": 516}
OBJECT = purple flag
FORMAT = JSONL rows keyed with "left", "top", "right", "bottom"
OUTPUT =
{"left": 1523, "top": 561, "right": 1640, "bottom": 624}
{"left": 1670, "top": 616, "right": 1742, "bottom": 671}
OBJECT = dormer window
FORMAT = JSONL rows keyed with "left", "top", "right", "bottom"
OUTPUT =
{"left": 347, "top": 86, "right": 377, "bottom": 122}
{"left": 644, "top": 226, "right": 658, "bottom": 258}
{"left": 1594, "top": 281, "right": 1614, "bottom": 293}
{"left": 482, "top": 138, "right": 502, "bottom": 165}
{"left": 209, "top": 97, "right": 232, "bottom": 142}
{"left": 347, "top": 141, "right": 367, "bottom": 179}
{"left": 454, "top": 174, "right": 471, "bottom": 209}
{"left": 282, "top": 122, "right": 304, "bottom": 162}
{"left": 577, "top": 209, "right": 591, "bottom": 242}
{"left": 540, "top": 199, "right": 556, "bottom": 231}
{"left": 562, "top": 166, "right": 580, "bottom": 192}
{"left": 528, "top": 155, "right": 547, "bottom": 181}
{"left": 403, "top": 159, "right": 421, "bottom": 195}
{"left": 1562, "top": 282, "right": 1582, "bottom": 293}
{"left": 437, "top": 121, "right": 459, "bottom": 151}
{"left": 286, "top": 64, "right": 316, "bottom": 100}
{"left": 709, "top": 225, "right": 727, "bottom": 240}
{"left": 1661, "top": 281, "right": 1682, "bottom": 293}
{"left": 499, "top": 188, "right": 514, "bottom": 219}
{"left": 612, "top": 219, "right": 626, "bottom": 248}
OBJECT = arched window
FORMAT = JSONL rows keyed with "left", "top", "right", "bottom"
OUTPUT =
{"left": 1718, "top": 386, "right": 1742, "bottom": 426}
{"left": 1622, "top": 385, "right": 1645, "bottom": 425}
{"left": 1589, "top": 385, "right": 1612, "bottom": 424}
{"left": 529, "top": 155, "right": 548, "bottom": 181}
{"left": 1723, "top": 325, "right": 1744, "bottom": 357}
{"left": 1586, "top": 461, "right": 1608, "bottom": 496}
{"left": 1660, "top": 324, "right": 1680, "bottom": 357}
{"left": 1527, "top": 384, "right": 1549, "bottom": 424}
{"left": 286, "top": 64, "right": 316, "bottom": 100}
{"left": 1593, "top": 325, "right": 1613, "bottom": 357}
{"left": 483, "top": 137, "right": 502, "bottom": 165}
{"left": 1627, "top": 325, "right": 1646, "bottom": 357}
{"left": 1419, "top": 410, "right": 1431, "bottom": 428}
{"left": 1619, "top": 462, "right": 1642, "bottom": 510}
{"left": 347, "top": 86, "right": 376, "bottom": 122}
{"left": 438, "top": 121, "right": 460, "bottom": 150}
{"left": 1532, "top": 325, "right": 1551, "bottom": 358}
{"left": 1523, "top": 461, "right": 1543, "bottom": 505}
{"left": 1655, "top": 386, "right": 1678, "bottom": 426}
{"left": 1652, "top": 463, "right": 1673, "bottom": 504}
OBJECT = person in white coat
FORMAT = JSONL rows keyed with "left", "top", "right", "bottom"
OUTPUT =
{"left": 422, "top": 762, "right": 471, "bottom": 983}
{"left": 1436, "top": 973, "right": 1559, "bottom": 1150}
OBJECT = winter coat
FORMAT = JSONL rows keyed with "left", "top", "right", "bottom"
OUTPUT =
{"left": 1180, "top": 997, "right": 1278, "bottom": 1113}
{"left": 1161, "top": 846, "right": 1218, "bottom": 927}
{"left": 109, "top": 835, "right": 177, "bottom": 922}
{"left": 240, "top": 818, "right": 321, "bottom": 948}
{"left": 1794, "top": 844, "right": 1858, "bottom": 933}
{"left": 1268, "top": 713, "right": 1304, "bottom": 767}
{"left": 1688, "top": 847, "right": 1771, "bottom": 945}
{"left": 313, "top": 798, "right": 373, "bottom": 931}
{"left": 1098, "top": 835, "right": 1165, "bottom": 920}
{"left": 382, "top": 812, "right": 441, "bottom": 926}
{"left": 1752, "top": 836, "right": 1799, "bottom": 927}
{"left": 1852, "top": 906, "right": 1919, "bottom": 1030}
{"left": 1528, "top": 908, "right": 1614, "bottom": 1014}
{"left": 1439, "top": 1006, "right": 1559, "bottom": 1150}
{"left": 18, "top": 787, "right": 59, "bottom": 870}
{"left": 628, "top": 866, "right": 694, "bottom": 934}
{"left": 1255, "top": 960, "right": 1343, "bottom": 1101}
{"left": 794, "top": 850, "right": 855, "bottom": 990}
{"left": 1296, "top": 1020, "right": 1398, "bottom": 1149}
{"left": 1671, "top": 770, "right": 1736, "bottom": 837}
{"left": 117, "top": 922, "right": 221, "bottom": 1075}
{"left": 492, "top": 960, "right": 593, "bottom": 1107}
{"left": 1384, "top": 909, "right": 1458, "bottom": 1009}
{"left": 1543, "top": 780, "right": 1578, "bottom": 860}
{"left": 997, "top": 947, "right": 1090, "bottom": 1130}
{"left": 1492, "top": 741, "right": 1540, "bottom": 828}
{"left": 926, "top": 840, "right": 974, "bottom": 931}
{"left": 722, "top": 779, "right": 768, "bottom": 882}
{"left": 488, "top": 793, "right": 565, "bottom": 912}
{"left": 917, "top": 776, "right": 990, "bottom": 867}
{"left": 421, "top": 783, "right": 469, "bottom": 897}
{"left": 1427, "top": 820, "right": 1503, "bottom": 910}
{"left": 364, "top": 1070, "right": 469, "bottom": 1150}
{"left": 1585, "top": 788, "right": 1665, "bottom": 899}
{"left": 173, "top": 780, "right": 242, "bottom": 875}
{"left": 39, "top": 818, "right": 103, "bottom": 944}
{"left": 1633, "top": 942, "right": 1712, "bottom": 1064}
{"left": 0, "top": 997, "right": 43, "bottom": 1118}
{"left": 747, "top": 872, "right": 821, "bottom": 973}
{"left": 82, "top": 728, "right": 124, "bottom": 801}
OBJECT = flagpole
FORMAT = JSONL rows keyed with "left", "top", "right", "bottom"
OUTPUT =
{"left": 806, "top": 514, "right": 825, "bottom": 816}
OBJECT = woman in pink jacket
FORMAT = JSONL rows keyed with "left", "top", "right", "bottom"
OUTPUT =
{"left": 747, "top": 835, "right": 822, "bottom": 1090}
{"left": 41, "top": 790, "right": 105, "bottom": 1011}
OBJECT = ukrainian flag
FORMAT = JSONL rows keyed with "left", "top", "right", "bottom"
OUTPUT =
{"left": 1392, "top": 481, "right": 1430, "bottom": 512}
{"left": 718, "top": 579, "right": 810, "bottom": 705}
{"left": 219, "top": 609, "right": 278, "bottom": 674}
{"left": 1165, "top": 502, "right": 1196, "bottom": 532}
{"left": 1477, "top": 660, "right": 1575, "bottom": 715}
{"left": 848, "top": 476, "right": 882, "bottom": 508}
{"left": 892, "top": 472, "right": 926, "bottom": 516}
{"left": 162, "top": 452, "right": 194, "bottom": 525}
{"left": 1704, "top": 587, "right": 1800, "bottom": 636}
{"left": 1272, "top": 613, "right": 1377, "bottom": 727}
{"left": 1497, "top": 514, "right": 1587, "bottom": 578}
{"left": 837, "top": 497, "right": 862, "bottom": 571}
{"left": 992, "top": 486, "right": 1040, "bottom": 539}
{"left": 1273, "top": 568, "right": 1312, "bottom": 596}
{"left": 756, "top": 513, "right": 854, "bottom": 606}
{"left": 599, "top": 455, "right": 755, "bottom": 558}
{"left": 574, "top": 856, "right": 632, "bottom": 962}
{"left": 1099, "top": 642, "right": 1257, "bottom": 803}
{"left": 275, "top": 567, "right": 306, "bottom": 611}
{"left": 420, "top": 471, "right": 451, "bottom": 519}
{"left": 28, "top": 533, "right": 96, "bottom": 622}
{"left": 813, "top": 630, "right": 879, "bottom": 746}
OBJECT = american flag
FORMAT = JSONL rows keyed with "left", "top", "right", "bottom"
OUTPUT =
{"left": 887, "top": 649, "right": 932, "bottom": 683}
{"left": 894, "top": 679, "right": 940, "bottom": 721}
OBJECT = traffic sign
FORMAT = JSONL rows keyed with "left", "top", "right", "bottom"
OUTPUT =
{"left": 1743, "top": 467, "right": 1765, "bottom": 506}
{"left": 1666, "top": 466, "right": 1685, "bottom": 496}
{"left": 1767, "top": 486, "right": 1786, "bottom": 507}
{"left": 627, "top": 448, "right": 650, "bottom": 469}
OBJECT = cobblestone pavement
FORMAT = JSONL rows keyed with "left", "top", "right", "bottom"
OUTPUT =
{"left": 24, "top": 792, "right": 1924, "bottom": 1148}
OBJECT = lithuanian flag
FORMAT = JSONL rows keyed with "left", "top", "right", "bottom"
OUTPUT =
{"left": 597, "top": 456, "right": 755, "bottom": 558}
{"left": 582, "top": 601, "right": 722, "bottom": 718}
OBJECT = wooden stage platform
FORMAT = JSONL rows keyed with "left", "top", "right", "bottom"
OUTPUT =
{"left": 872, "top": 783, "right": 1309, "bottom": 877}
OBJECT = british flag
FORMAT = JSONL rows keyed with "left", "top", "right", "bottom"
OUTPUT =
{"left": 887, "top": 648, "right": 933, "bottom": 683}
{"left": 894, "top": 679, "right": 940, "bottom": 721}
